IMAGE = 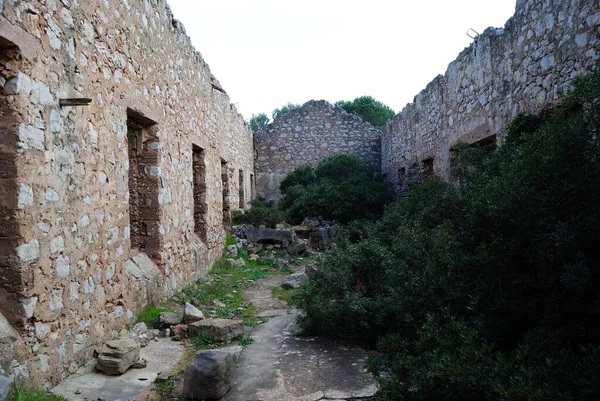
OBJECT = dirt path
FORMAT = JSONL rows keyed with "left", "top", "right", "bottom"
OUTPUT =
{"left": 225, "top": 269, "right": 378, "bottom": 401}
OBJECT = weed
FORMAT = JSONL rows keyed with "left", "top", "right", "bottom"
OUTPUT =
{"left": 190, "top": 332, "right": 221, "bottom": 349}
{"left": 8, "top": 383, "right": 68, "bottom": 401}
{"left": 135, "top": 305, "right": 173, "bottom": 329}
{"left": 154, "top": 378, "right": 174, "bottom": 398}
{"left": 271, "top": 287, "right": 298, "bottom": 307}
{"left": 240, "top": 336, "right": 254, "bottom": 346}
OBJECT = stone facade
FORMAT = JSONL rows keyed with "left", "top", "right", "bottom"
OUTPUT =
{"left": 0, "top": 0, "right": 253, "bottom": 391}
{"left": 382, "top": 0, "right": 600, "bottom": 196}
{"left": 254, "top": 100, "right": 381, "bottom": 202}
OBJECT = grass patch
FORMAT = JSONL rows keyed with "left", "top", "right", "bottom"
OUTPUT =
{"left": 174, "top": 235, "right": 299, "bottom": 323}
{"left": 8, "top": 384, "right": 68, "bottom": 401}
{"left": 272, "top": 287, "right": 299, "bottom": 308}
{"left": 135, "top": 305, "right": 173, "bottom": 329}
{"left": 190, "top": 332, "right": 222, "bottom": 349}
{"left": 240, "top": 336, "right": 254, "bottom": 346}
{"left": 154, "top": 378, "right": 174, "bottom": 398}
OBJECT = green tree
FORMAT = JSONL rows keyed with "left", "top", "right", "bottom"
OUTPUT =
{"left": 278, "top": 155, "right": 393, "bottom": 224}
{"left": 272, "top": 102, "right": 301, "bottom": 120}
{"left": 335, "top": 96, "right": 395, "bottom": 130}
{"left": 296, "top": 68, "right": 600, "bottom": 400}
{"left": 249, "top": 113, "right": 270, "bottom": 133}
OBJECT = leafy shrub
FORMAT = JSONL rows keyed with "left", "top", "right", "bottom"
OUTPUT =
{"left": 278, "top": 155, "right": 394, "bottom": 224}
{"left": 297, "top": 67, "right": 600, "bottom": 400}
{"left": 232, "top": 198, "right": 286, "bottom": 228}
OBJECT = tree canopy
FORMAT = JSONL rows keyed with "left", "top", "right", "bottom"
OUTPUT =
{"left": 335, "top": 96, "right": 395, "bottom": 130}
{"left": 249, "top": 113, "right": 270, "bottom": 133}
{"left": 272, "top": 102, "right": 301, "bottom": 120}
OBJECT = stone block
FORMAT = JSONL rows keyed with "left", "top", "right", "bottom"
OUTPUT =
{"left": 184, "top": 302, "right": 204, "bottom": 323}
{"left": 242, "top": 226, "right": 296, "bottom": 245}
{"left": 96, "top": 339, "right": 140, "bottom": 375}
{"left": 182, "top": 348, "right": 241, "bottom": 400}
{"left": 188, "top": 318, "right": 244, "bottom": 342}
{"left": 156, "top": 312, "right": 182, "bottom": 329}
{"left": 282, "top": 272, "right": 309, "bottom": 289}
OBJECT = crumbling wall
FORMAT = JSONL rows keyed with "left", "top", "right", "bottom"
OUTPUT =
{"left": 0, "top": 0, "right": 253, "bottom": 389}
{"left": 255, "top": 100, "right": 381, "bottom": 202}
{"left": 382, "top": 0, "right": 600, "bottom": 196}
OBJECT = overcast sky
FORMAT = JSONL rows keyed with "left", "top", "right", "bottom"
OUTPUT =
{"left": 167, "top": 0, "right": 516, "bottom": 120}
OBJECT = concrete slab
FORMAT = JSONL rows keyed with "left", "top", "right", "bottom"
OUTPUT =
{"left": 51, "top": 338, "right": 185, "bottom": 401}
{"left": 225, "top": 314, "right": 378, "bottom": 401}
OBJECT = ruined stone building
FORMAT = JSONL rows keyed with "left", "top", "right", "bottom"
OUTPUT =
{"left": 1, "top": 0, "right": 253, "bottom": 390}
{"left": 1, "top": 0, "right": 599, "bottom": 392}
{"left": 382, "top": 0, "right": 599, "bottom": 196}
{"left": 254, "top": 100, "right": 381, "bottom": 202}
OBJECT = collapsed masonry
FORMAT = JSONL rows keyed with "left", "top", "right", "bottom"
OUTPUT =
{"left": 0, "top": 0, "right": 253, "bottom": 392}
{"left": 0, "top": 0, "right": 599, "bottom": 393}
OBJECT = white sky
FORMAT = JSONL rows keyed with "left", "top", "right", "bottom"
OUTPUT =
{"left": 167, "top": 0, "right": 517, "bottom": 120}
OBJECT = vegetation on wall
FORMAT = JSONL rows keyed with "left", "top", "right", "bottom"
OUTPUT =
{"left": 335, "top": 96, "right": 395, "bottom": 130}
{"left": 278, "top": 154, "right": 394, "bottom": 224}
{"left": 295, "top": 68, "right": 600, "bottom": 400}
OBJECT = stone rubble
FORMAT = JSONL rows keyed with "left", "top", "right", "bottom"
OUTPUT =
{"left": 96, "top": 339, "right": 141, "bottom": 375}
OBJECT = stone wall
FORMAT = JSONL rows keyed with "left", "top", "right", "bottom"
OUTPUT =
{"left": 0, "top": 0, "right": 253, "bottom": 391}
{"left": 382, "top": 0, "right": 600, "bottom": 196}
{"left": 254, "top": 100, "right": 381, "bottom": 202}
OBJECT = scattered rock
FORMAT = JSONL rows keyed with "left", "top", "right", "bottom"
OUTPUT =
{"left": 258, "top": 255, "right": 275, "bottom": 264}
{"left": 132, "top": 358, "right": 147, "bottom": 369}
{"left": 184, "top": 302, "right": 204, "bottom": 323}
{"left": 227, "top": 245, "right": 238, "bottom": 258}
{"left": 274, "top": 259, "right": 290, "bottom": 269}
{"left": 213, "top": 299, "right": 226, "bottom": 308}
{"left": 302, "top": 217, "right": 321, "bottom": 227}
{"left": 248, "top": 254, "right": 259, "bottom": 261}
{"left": 96, "top": 339, "right": 140, "bottom": 375}
{"left": 188, "top": 318, "right": 244, "bottom": 341}
{"left": 156, "top": 311, "right": 182, "bottom": 329}
{"left": 155, "top": 371, "right": 172, "bottom": 384}
{"left": 131, "top": 322, "right": 148, "bottom": 334}
{"left": 182, "top": 348, "right": 241, "bottom": 401}
{"left": 231, "top": 258, "right": 245, "bottom": 267}
{"left": 282, "top": 272, "right": 309, "bottom": 289}
{"left": 250, "top": 244, "right": 264, "bottom": 254}
{"left": 287, "top": 242, "right": 307, "bottom": 255}
{"left": 171, "top": 324, "right": 188, "bottom": 338}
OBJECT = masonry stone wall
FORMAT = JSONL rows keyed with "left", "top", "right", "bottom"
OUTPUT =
{"left": 382, "top": 0, "right": 600, "bottom": 196}
{"left": 255, "top": 100, "right": 381, "bottom": 202}
{"left": 0, "top": 0, "right": 253, "bottom": 391}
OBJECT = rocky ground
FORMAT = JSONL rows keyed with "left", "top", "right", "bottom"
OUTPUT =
{"left": 50, "top": 223, "right": 377, "bottom": 401}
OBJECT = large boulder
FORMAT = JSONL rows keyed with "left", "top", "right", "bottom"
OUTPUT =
{"left": 242, "top": 226, "right": 295, "bottom": 247}
{"left": 282, "top": 272, "right": 309, "bottom": 289}
{"left": 96, "top": 339, "right": 140, "bottom": 375}
{"left": 182, "top": 348, "right": 242, "bottom": 400}
{"left": 156, "top": 311, "right": 182, "bottom": 329}
{"left": 188, "top": 319, "right": 244, "bottom": 342}
{"left": 184, "top": 302, "right": 205, "bottom": 323}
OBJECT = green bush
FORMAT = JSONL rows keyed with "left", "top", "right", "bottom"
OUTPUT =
{"left": 278, "top": 155, "right": 394, "bottom": 224}
{"left": 297, "top": 67, "right": 600, "bottom": 400}
{"left": 232, "top": 198, "right": 286, "bottom": 228}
